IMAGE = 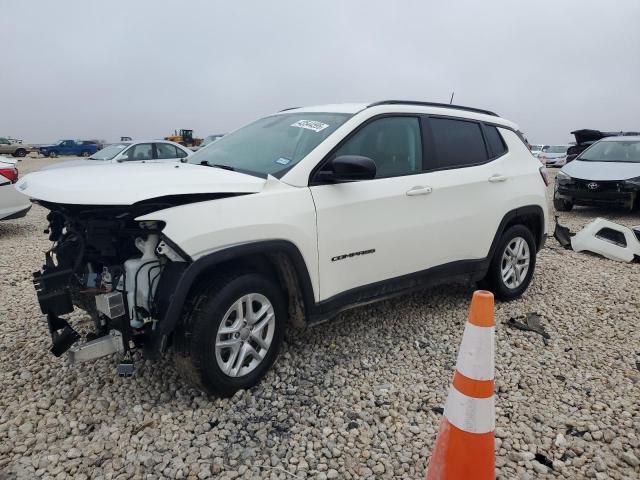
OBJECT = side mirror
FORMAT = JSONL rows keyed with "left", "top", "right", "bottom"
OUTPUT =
{"left": 317, "top": 155, "right": 376, "bottom": 182}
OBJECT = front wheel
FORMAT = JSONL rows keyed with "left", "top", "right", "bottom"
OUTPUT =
{"left": 14, "top": 149, "right": 26, "bottom": 157}
{"left": 174, "top": 271, "right": 286, "bottom": 397}
{"left": 80, "top": 150, "right": 90, "bottom": 157}
{"left": 482, "top": 225, "right": 537, "bottom": 301}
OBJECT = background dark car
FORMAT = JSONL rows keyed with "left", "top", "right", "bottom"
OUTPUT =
{"left": 566, "top": 129, "right": 640, "bottom": 163}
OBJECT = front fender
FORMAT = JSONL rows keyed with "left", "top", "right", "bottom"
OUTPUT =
{"left": 150, "top": 239, "right": 315, "bottom": 353}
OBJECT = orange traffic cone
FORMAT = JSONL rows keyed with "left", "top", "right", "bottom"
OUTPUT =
{"left": 426, "top": 290, "right": 495, "bottom": 480}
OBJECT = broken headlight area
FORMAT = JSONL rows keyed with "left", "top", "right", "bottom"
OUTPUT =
{"left": 33, "top": 202, "right": 188, "bottom": 364}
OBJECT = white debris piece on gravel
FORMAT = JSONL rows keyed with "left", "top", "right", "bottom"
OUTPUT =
{"left": 1, "top": 163, "right": 639, "bottom": 479}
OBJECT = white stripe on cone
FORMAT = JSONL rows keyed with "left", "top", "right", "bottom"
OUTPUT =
{"left": 456, "top": 323, "right": 495, "bottom": 381}
{"left": 443, "top": 386, "right": 495, "bottom": 434}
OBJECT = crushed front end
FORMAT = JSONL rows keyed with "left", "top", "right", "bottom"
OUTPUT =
{"left": 33, "top": 201, "right": 188, "bottom": 374}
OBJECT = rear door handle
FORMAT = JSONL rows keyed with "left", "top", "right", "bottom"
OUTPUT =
{"left": 488, "top": 174, "right": 508, "bottom": 183}
{"left": 406, "top": 186, "right": 433, "bottom": 196}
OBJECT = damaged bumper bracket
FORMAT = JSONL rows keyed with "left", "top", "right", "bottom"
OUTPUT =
{"left": 47, "top": 313, "right": 81, "bottom": 357}
{"left": 68, "top": 330, "right": 125, "bottom": 364}
{"left": 34, "top": 267, "right": 79, "bottom": 356}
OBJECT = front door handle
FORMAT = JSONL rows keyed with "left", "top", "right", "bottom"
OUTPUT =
{"left": 488, "top": 174, "right": 508, "bottom": 183}
{"left": 406, "top": 186, "right": 433, "bottom": 196}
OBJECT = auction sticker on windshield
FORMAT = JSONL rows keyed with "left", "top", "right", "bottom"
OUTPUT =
{"left": 291, "top": 120, "right": 330, "bottom": 133}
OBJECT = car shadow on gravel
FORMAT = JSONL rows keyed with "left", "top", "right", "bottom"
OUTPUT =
{"left": 558, "top": 205, "right": 640, "bottom": 224}
{"left": 0, "top": 220, "right": 37, "bottom": 238}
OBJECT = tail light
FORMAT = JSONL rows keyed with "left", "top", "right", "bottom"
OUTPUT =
{"left": 539, "top": 166, "right": 549, "bottom": 186}
{"left": 0, "top": 167, "right": 19, "bottom": 184}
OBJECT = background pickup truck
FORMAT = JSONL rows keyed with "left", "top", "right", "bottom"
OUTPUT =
{"left": 39, "top": 140, "right": 99, "bottom": 158}
{"left": 0, "top": 137, "right": 34, "bottom": 157}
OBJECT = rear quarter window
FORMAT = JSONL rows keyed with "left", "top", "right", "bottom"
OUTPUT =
{"left": 484, "top": 125, "right": 508, "bottom": 158}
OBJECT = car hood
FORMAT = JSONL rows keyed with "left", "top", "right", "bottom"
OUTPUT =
{"left": 541, "top": 153, "right": 566, "bottom": 158}
{"left": 40, "top": 159, "right": 107, "bottom": 170}
{"left": 561, "top": 160, "right": 640, "bottom": 181}
{"left": 15, "top": 162, "right": 266, "bottom": 205}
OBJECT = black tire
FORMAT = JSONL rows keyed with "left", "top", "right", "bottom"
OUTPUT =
{"left": 48, "top": 151, "right": 58, "bottom": 158}
{"left": 80, "top": 150, "right": 90, "bottom": 157}
{"left": 553, "top": 197, "right": 573, "bottom": 212}
{"left": 482, "top": 225, "right": 537, "bottom": 301}
{"left": 14, "top": 149, "right": 26, "bottom": 157}
{"left": 174, "top": 271, "right": 286, "bottom": 397}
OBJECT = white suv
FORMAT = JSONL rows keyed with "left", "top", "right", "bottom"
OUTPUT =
{"left": 18, "top": 101, "right": 548, "bottom": 396}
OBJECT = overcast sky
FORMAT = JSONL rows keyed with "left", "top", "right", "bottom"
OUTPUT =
{"left": 2, "top": 0, "right": 639, "bottom": 144}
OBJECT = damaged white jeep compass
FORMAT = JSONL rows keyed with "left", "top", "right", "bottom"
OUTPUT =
{"left": 18, "top": 101, "right": 548, "bottom": 396}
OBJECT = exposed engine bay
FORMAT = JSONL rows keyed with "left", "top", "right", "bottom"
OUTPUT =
{"left": 33, "top": 201, "right": 189, "bottom": 373}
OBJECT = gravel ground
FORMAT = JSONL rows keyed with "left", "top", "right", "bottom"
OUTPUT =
{"left": 1, "top": 158, "right": 639, "bottom": 480}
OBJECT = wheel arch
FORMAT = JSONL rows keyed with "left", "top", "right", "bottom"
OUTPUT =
{"left": 153, "top": 240, "right": 316, "bottom": 352}
{"left": 489, "top": 205, "right": 546, "bottom": 259}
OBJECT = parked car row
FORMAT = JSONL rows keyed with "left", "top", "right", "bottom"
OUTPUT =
{"left": 41, "top": 140, "right": 193, "bottom": 170}
{"left": 0, "top": 156, "right": 30, "bottom": 220}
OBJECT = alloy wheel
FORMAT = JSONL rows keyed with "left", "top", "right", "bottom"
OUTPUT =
{"left": 500, "top": 236, "right": 530, "bottom": 289}
{"left": 215, "top": 293, "right": 275, "bottom": 377}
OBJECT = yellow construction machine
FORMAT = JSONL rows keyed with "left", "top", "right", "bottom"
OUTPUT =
{"left": 164, "top": 129, "right": 203, "bottom": 148}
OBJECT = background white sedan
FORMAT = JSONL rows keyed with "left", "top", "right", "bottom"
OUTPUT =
{"left": 41, "top": 140, "right": 192, "bottom": 170}
{"left": 0, "top": 156, "right": 31, "bottom": 221}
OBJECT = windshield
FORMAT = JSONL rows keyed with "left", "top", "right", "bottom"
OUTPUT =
{"left": 187, "top": 112, "right": 352, "bottom": 177}
{"left": 90, "top": 143, "right": 131, "bottom": 160}
{"left": 543, "top": 145, "right": 569, "bottom": 154}
{"left": 531, "top": 144, "right": 543, "bottom": 151}
{"left": 579, "top": 140, "right": 640, "bottom": 163}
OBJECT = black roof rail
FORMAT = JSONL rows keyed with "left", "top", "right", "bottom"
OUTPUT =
{"left": 279, "top": 106, "right": 300, "bottom": 112}
{"left": 367, "top": 100, "right": 498, "bottom": 117}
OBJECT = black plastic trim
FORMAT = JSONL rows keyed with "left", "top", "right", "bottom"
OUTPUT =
{"left": 154, "top": 240, "right": 316, "bottom": 344}
{"left": 307, "top": 258, "right": 487, "bottom": 324}
{"left": 368, "top": 100, "right": 498, "bottom": 117}
{"left": 160, "top": 233, "right": 193, "bottom": 262}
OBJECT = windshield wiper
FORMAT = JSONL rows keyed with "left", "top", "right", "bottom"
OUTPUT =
{"left": 200, "top": 161, "right": 235, "bottom": 171}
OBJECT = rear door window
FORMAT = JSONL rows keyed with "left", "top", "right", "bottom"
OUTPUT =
{"left": 155, "top": 143, "right": 179, "bottom": 159}
{"left": 122, "top": 143, "right": 153, "bottom": 161}
{"left": 428, "top": 117, "right": 488, "bottom": 169}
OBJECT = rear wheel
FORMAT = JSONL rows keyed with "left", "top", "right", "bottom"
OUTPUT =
{"left": 553, "top": 197, "right": 573, "bottom": 212}
{"left": 48, "top": 151, "right": 58, "bottom": 158}
{"left": 14, "top": 149, "right": 26, "bottom": 157}
{"left": 482, "top": 225, "right": 536, "bottom": 301}
{"left": 80, "top": 150, "right": 90, "bottom": 157}
{"left": 174, "top": 271, "right": 286, "bottom": 397}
